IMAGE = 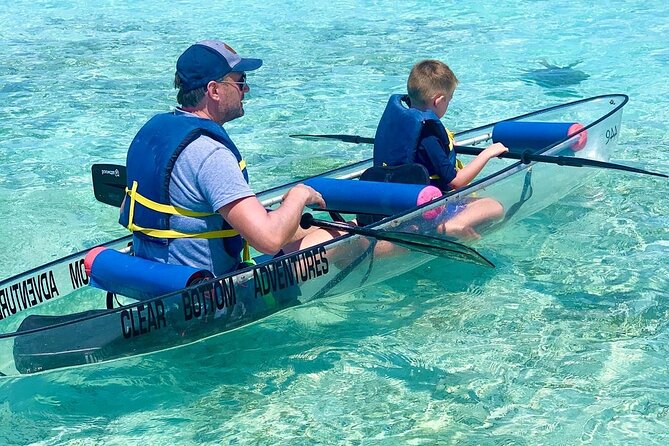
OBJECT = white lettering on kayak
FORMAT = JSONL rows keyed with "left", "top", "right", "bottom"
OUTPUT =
{"left": 0, "top": 270, "right": 60, "bottom": 320}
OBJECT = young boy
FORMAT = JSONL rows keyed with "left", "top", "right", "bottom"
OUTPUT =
{"left": 373, "top": 59, "right": 509, "bottom": 239}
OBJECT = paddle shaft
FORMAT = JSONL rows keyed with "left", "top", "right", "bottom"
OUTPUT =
{"left": 289, "top": 133, "right": 490, "bottom": 147}
{"left": 289, "top": 134, "right": 667, "bottom": 178}
{"left": 454, "top": 145, "right": 668, "bottom": 178}
{"left": 92, "top": 163, "right": 370, "bottom": 209}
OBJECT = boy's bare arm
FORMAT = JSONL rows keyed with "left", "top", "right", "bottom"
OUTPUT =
{"left": 449, "top": 143, "right": 508, "bottom": 189}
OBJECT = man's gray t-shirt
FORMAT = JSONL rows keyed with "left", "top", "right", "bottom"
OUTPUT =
{"left": 132, "top": 130, "right": 254, "bottom": 276}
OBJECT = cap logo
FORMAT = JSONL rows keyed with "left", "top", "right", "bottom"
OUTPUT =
{"left": 224, "top": 44, "right": 237, "bottom": 55}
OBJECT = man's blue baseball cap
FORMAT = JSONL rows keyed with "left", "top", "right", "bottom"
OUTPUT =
{"left": 176, "top": 40, "right": 263, "bottom": 92}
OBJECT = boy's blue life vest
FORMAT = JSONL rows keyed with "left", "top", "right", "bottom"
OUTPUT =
{"left": 373, "top": 94, "right": 457, "bottom": 176}
{"left": 118, "top": 112, "right": 249, "bottom": 257}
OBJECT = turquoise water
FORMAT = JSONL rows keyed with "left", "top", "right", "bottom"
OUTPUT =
{"left": 1, "top": 0, "right": 668, "bottom": 444}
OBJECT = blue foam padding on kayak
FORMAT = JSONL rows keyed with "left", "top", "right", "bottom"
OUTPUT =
{"left": 89, "top": 249, "right": 212, "bottom": 300}
{"left": 304, "top": 177, "right": 439, "bottom": 216}
{"left": 492, "top": 121, "right": 578, "bottom": 151}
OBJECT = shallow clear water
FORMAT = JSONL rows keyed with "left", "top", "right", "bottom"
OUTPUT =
{"left": 1, "top": 0, "right": 668, "bottom": 444}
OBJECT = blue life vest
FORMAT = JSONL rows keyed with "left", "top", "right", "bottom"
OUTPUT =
{"left": 119, "top": 112, "right": 249, "bottom": 258}
{"left": 373, "top": 94, "right": 456, "bottom": 173}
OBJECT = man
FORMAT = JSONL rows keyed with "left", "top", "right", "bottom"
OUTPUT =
{"left": 119, "top": 40, "right": 329, "bottom": 275}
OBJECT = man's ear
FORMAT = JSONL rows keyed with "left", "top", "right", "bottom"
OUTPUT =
{"left": 206, "top": 80, "right": 220, "bottom": 99}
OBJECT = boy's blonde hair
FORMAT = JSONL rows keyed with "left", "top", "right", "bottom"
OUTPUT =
{"left": 407, "top": 60, "right": 459, "bottom": 108}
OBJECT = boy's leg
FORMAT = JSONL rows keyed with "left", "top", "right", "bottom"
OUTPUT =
{"left": 437, "top": 198, "right": 504, "bottom": 240}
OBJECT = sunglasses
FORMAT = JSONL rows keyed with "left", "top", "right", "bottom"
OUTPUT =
{"left": 219, "top": 73, "right": 247, "bottom": 91}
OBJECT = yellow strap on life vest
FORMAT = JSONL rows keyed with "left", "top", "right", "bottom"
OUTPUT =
{"left": 128, "top": 180, "right": 139, "bottom": 230}
{"left": 125, "top": 180, "right": 240, "bottom": 239}
{"left": 448, "top": 128, "right": 466, "bottom": 171}
{"left": 242, "top": 241, "right": 251, "bottom": 262}
{"left": 429, "top": 130, "right": 465, "bottom": 180}
{"left": 126, "top": 187, "right": 214, "bottom": 217}
{"left": 127, "top": 223, "right": 239, "bottom": 239}
{"left": 125, "top": 156, "right": 246, "bottom": 218}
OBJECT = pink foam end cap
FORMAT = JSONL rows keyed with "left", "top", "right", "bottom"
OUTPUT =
{"left": 417, "top": 186, "right": 444, "bottom": 220}
{"left": 568, "top": 123, "right": 588, "bottom": 152}
{"left": 84, "top": 246, "right": 107, "bottom": 276}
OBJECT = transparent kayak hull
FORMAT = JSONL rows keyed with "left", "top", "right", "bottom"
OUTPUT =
{"left": 0, "top": 94, "right": 628, "bottom": 376}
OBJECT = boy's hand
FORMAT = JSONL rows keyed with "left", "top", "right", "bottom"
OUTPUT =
{"left": 482, "top": 142, "right": 509, "bottom": 159}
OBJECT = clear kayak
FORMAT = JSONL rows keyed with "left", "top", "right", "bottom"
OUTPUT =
{"left": 0, "top": 94, "right": 630, "bottom": 377}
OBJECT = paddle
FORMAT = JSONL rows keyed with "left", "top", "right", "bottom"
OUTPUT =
{"left": 291, "top": 134, "right": 375, "bottom": 144}
{"left": 91, "top": 163, "right": 127, "bottom": 207}
{"left": 90, "top": 162, "right": 368, "bottom": 209}
{"left": 290, "top": 134, "right": 668, "bottom": 178}
{"left": 455, "top": 145, "right": 668, "bottom": 178}
{"left": 300, "top": 213, "right": 495, "bottom": 268}
{"left": 89, "top": 164, "right": 495, "bottom": 267}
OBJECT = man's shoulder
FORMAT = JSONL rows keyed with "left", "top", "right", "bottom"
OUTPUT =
{"left": 173, "top": 136, "right": 238, "bottom": 180}
{"left": 181, "top": 135, "right": 235, "bottom": 160}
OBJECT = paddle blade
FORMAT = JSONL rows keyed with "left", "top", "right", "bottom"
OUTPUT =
{"left": 546, "top": 155, "right": 669, "bottom": 178}
{"left": 91, "top": 164, "right": 127, "bottom": 207}
{"left": 377, "top": 230, "right": 495, "bottom": 268}
{"left": 301, "top": 214, "right": 494, "bottom": 268}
